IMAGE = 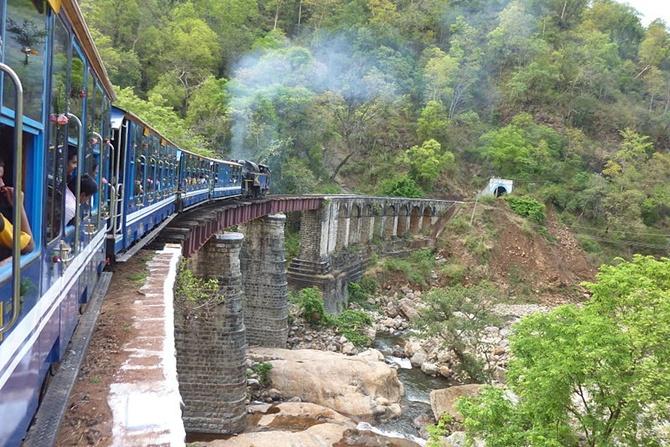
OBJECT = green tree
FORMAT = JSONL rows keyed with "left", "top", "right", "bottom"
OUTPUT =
{"left": 115, "top": 87, "right": 212, "bottom": 156}
{"left": 459, "top": 256, "right": 670, "bottom": 446}
{"left": 415, "top": 283, "right": 502, "bottom": 382}
{"left": 404, "top": 139, "right": 454, "bottom": 190}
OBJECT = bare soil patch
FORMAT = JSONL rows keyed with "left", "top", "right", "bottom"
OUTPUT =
{"left": 54, "top": 251, "right": 152, "bottom": 446}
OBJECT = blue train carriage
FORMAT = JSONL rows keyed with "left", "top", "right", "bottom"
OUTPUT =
{"left": 0, "top": 0, "right": 115, "bottom": 445}
{"left": 177, "top": 150, "right": 224, "bottom": 210}
{"left": 210, "top": 158, "right": 243, "bottom": 200}
{"left": 108, "top": 106, "right": 179, "bottom": 258}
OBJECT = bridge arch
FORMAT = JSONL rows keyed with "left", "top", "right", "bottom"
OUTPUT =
{"left": 422, "top": 206, "right": 432, "bottom": 229}
{"left": 348, "top": 204, "right": 361, "bottom": 245}
{"left": 372, "top": 205, "right": 383, "bottom": 241}
{"left": 359, "top": 204, "right": 373, "bottom": 244}
{"left": 384, "top": 204, "right": 397, "bottom": 239}
{"left": 335, "top": 202, "right": 349, "bottom": 250}
{"left": 410, "top": 206, "right": 421, "bottom": 233}
{"left": 397, "top": 204, "right": 410, "bottom": 237}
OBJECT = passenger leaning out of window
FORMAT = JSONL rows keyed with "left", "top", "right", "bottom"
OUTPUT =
{"left": 0, "top": 158, "right": 34, "bottom": 259}
{"left": 65, "top": 174, "right": 98, "bottom": 227}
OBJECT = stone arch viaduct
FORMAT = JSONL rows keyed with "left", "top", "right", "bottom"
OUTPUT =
{"left": 161, "top": 194, "right": 459, "bottom": 313}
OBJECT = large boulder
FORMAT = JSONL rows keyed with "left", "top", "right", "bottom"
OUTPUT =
{"left": 430, "top": 384, "right": 484, "bottom": 421}
{"left": 398, "top": 298, "right": 420, "bottom": 321}
{"left": 204, "top": 402, "right": 421, "bottom": 447}
{"left": 213, "top": 423, "right": 350, "bottom": 447}
{"left": 247, "top": 402, "right": 353, "bottom": 431}
{"left": 249, "top": 348, "right": 404, "bottom": 419}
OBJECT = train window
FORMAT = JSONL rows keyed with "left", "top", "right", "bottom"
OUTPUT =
{"left": 135, "top": 153, "right": 145, "bottom": 206}
{"left": 3, "top": 0, "right": 47, "bottom": 122}
{"left": 0, "top": 126, "right": 35, "bottom": 261}
{"left": 69, "top": 49, "right": 86, "bottom": 145}
{"left": 45, "top": 17, "right": 70, "bottom": 243}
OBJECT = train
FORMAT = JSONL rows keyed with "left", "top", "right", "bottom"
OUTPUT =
{"left": 0, "top": 1, "right": 269, "bottom": 445}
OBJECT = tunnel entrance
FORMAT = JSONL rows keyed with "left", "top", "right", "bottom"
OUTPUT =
{"left": 494, "top": 186, "right": 507, "bottom": 197}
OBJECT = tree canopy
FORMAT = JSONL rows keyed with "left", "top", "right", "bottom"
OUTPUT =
{"left": 458, "top": 255, "right": 670, "bottom": 446}
{"left": 82, "top": 0, "right": 670, "bottom": 254}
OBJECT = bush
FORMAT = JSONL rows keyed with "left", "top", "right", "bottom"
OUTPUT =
{"left": 332, "top": 309, "right": 373, "bottom": 346}
{"left": 379, "top": 176, "right": 424, "bottom": 198}
{"left": 440, "top": 262, "right": 467, "bottom": 285}
{"left": 358, "top": 276, "right": 378, "bottom": 295}
{"left": 415, "top": 282, "right": 502, "bottom": 382}
{"left": 348, "top": 277, "right": 380, "bottom": 310}
{"left": 383, "top": 249, "right": 436, "bottom": 286}
{"left": 175, "top": 261, "right": 220, "bottom": 304}
{"left": 505, "top": 195, "right": 546, "bottom": 223}
{"left": 290, "top": 287, "right": 328, "bottom": 326}
{"left": 251, "top": 362, "right": 273, "bottom": 387}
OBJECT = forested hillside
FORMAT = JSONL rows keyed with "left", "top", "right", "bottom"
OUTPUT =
{"left": 82, "top": 0, "right": 670, "bottom": 257}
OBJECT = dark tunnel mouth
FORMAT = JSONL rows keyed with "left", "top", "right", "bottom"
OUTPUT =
{"left": 494, "top": 186, "right": 507, "bottom": 197}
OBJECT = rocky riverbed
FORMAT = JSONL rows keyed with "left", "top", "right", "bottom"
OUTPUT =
{"left": 239, "top": 285, "right": 551, "bottom": 446}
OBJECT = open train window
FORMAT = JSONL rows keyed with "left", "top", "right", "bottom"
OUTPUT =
{"left": 0, "top": 125, "right": 35, "bottom": 263}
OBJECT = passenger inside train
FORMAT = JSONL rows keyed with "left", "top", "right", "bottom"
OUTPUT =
{"left": 0, "top": 157, "right": 34, "bottom": 259}
{"left": 65, "top": 174, "right": 98, "bottom": 226}
{"left": 67, "top": 146, "right": 78, "bottom": 182}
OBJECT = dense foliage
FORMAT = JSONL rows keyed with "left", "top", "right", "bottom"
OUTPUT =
{"left": 82, "top": 0, "right": 670, "bottom": 254}
{"left": 505, "top": 195, "right": 546, "bottom": 223}
{"left": 290, "top": 287, "right": 329, "bottom": 326}
{"left": 458, "top": 256, "right": 670, "bottom": 446}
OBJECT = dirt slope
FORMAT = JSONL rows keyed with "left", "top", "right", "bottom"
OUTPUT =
{"left": 438, "top": 201, "right": 595, "bottom": 305}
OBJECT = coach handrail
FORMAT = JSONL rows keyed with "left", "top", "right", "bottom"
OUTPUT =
{"left": 89, "top": 131, "right": 105, "bottom": 226}
{"left": 102, "top": 140, "right": 114, "bottom": 220}
{"left": 0, "top": 63, "right": 24, "bottom": 336}
{"left": 67, "top": 113, "right": 83, "bottom": 252}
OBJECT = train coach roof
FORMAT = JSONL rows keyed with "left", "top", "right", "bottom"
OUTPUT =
{"left": 111, "top": 106, "right": 241, "bottom": 166}
{"left": 57, "top": 0, "right": 115, "bottom": 101}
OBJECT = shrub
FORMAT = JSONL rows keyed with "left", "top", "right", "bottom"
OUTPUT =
{"left": 175, "top": 261, "right": 220, "bottom": 304}
{"left": 464, "top": 235, "right": 492, "bottom": 262}
{"left": 379, "top": 176, "right": 424, "bottom": 198}
{"left": 358, "top": 276, "right": 378, "bottom": 296}
{"left": 505, "top": 195, "right": 546, "bottom": 223}
{"left": 251, "top": 362, "right": 273, "bottom": 387}
{"left": 383, "top": 249, "right": 436, "bottom": 286}
{"left": 415, "top": 282, "right": 502, "bottom": 382}
{"left": 290, "top": 287, "right": 328, "bottom": 326}
{"left": 348, "top": 277, "right": 379, "bottom": 310}
{"left": 440, "top": 262, "right": 466, "bottom": 285}
{"left": 332, "top": 309, "right": 373, "bottom": 346}
{"left": 446, "top": 214, "right": 469, "bottom": 234}
{"left": 426, "top": 414, "right": 453, "bottom": 447}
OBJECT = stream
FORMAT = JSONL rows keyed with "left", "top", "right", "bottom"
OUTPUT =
{"left": 368, "top": 333, "right": 453, "bottom": 445}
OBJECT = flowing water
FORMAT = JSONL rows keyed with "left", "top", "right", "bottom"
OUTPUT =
{"left": 369, "top": 333, "right": 453, "bottom": 445}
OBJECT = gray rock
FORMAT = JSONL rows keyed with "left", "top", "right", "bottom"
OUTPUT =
{"left": 410, "top": 350, "right": 428, "bottom": 368}
{"left": 421, "top": 362, "right": 438, "bottom": 376}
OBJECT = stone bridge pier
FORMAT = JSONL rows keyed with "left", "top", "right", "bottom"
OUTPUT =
{"left": 288, "top": 196, "right": 456, "bottom": 313}
{"left": 174, "top": 232, "right": 248, "bottom": 435}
